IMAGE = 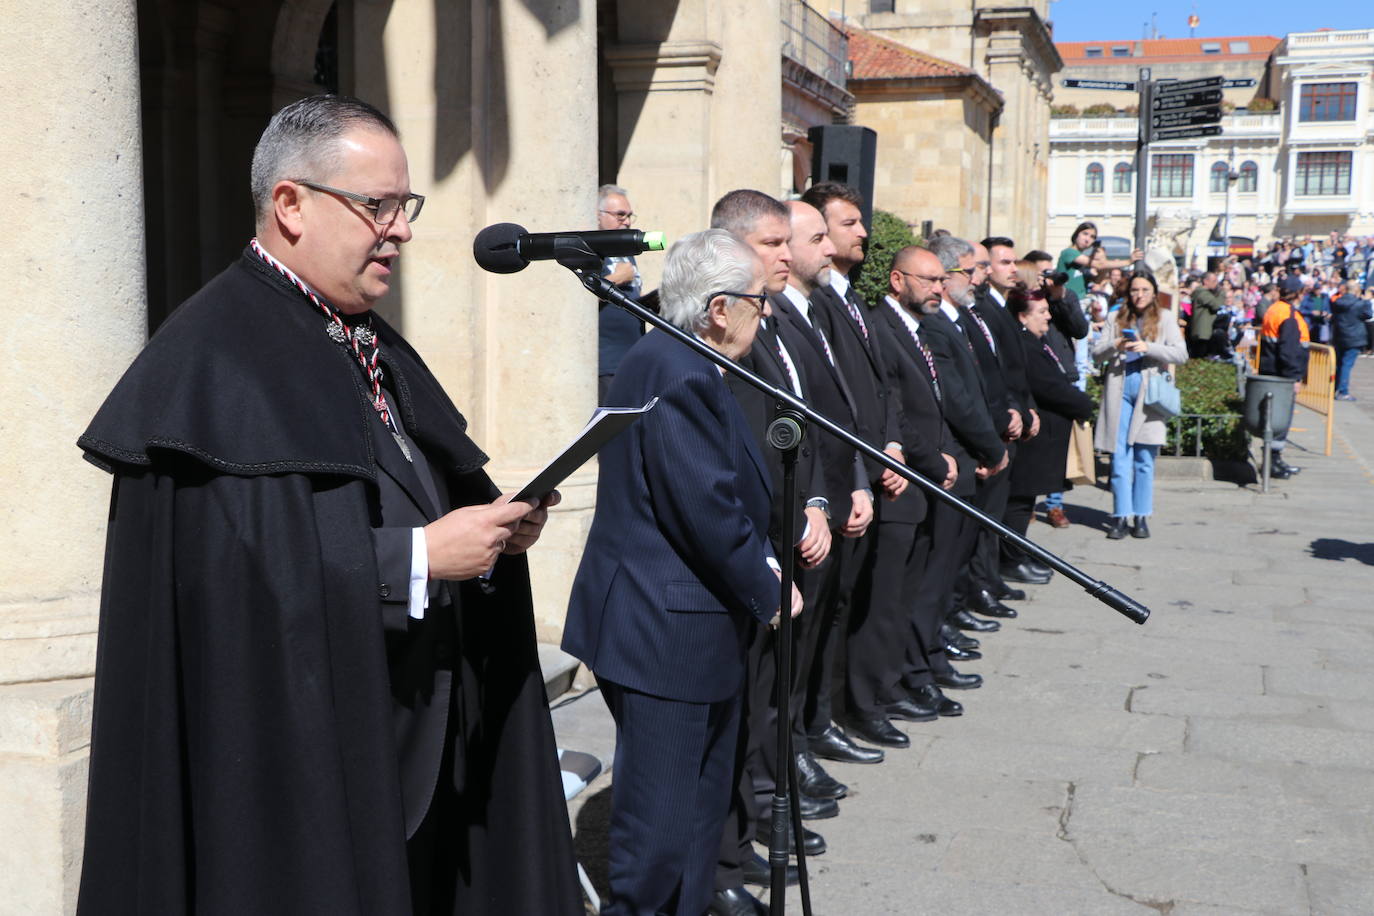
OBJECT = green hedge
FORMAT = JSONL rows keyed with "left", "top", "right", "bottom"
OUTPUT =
{"left": 1086, "top": 357, "right": 1247, "bottom": 460}
{"left": 853, "top": 210, "right": 919, "bottom": 307}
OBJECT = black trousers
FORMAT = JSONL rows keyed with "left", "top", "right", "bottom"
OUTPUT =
{"left": 788, "top": 530, "right": 844, "bottom": 749}
{"left": 806, "top": 529, "right": 874, "bottom": 738}
{"left": 716, "top": 622, "right": 774, "bottom": 890}
{"left": 961, "top": 456, "right": 1012, "bottom": 605}
{"left": 903, "top": 501, "right": 975, "bottom": 689}
{"left": 844, "top": 517, "right": 919, "bottom": 717}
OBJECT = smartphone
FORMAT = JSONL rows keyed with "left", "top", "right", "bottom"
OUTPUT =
{"left": 1121, "top": 328, "right": 1138, "bottom": 340}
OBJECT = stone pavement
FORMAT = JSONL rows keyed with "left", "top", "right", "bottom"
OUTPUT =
{"left": 553, "top": 369, "right": 1374, "bottom": 915}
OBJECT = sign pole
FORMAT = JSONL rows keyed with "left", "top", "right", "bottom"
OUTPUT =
{"left": 1133, "top": 67, "right": 1152, "bottom": 258}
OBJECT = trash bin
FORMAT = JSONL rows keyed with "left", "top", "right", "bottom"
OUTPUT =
{"left": 1243, "top": 374, "right": 1296, "bottom": 437}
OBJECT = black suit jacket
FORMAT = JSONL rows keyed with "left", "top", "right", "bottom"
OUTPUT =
{"left": 920, "top": 308, "right": 1006, "bottom": 468}
{"left": 811, "top": 283, "right": 902, "bottom": 486}
{"left": 1010, "top": 328, "right": 1095, "bottom": 497}
{"left": 974, "top": 285, "right": 1037, "bottom": 425}
{"left": 770, "top": 290, "right": 863, "bottom": 517}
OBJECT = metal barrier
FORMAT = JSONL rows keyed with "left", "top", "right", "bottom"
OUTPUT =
{"left": 1167, "top": 413, "right": 1240, "bottom": 457}
{"left": 1241, "top": 340, "right": 1335, "bottom": 456}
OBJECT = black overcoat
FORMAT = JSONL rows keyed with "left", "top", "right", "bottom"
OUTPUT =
{"left": 75, "top": 252, "right": 581, "bottom": 915}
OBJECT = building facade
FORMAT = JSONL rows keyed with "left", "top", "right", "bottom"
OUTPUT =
{"left": 1047, "top": 29, "right": 1374, "bottom": 266}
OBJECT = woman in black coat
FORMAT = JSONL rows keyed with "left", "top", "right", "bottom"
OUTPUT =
{"left": 1004, "top": 283, "right": 1096, "bottom": 541}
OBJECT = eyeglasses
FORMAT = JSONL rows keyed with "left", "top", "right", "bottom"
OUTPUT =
{"left": 708, "top": 290, "right": 768, "bottom": 315}
{"left": 599, "top": 208, "right": 636, "bottom": 225}
{"left": 897, "top": 270, "right": 945, "bottom": 285}
{"left": 294, "top": 180, "right": 425, "bottom": 225}
{"left": 946, "top": 267, "right": 973, "bottom": 278}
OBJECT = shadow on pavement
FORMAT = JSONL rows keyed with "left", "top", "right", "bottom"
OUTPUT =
{"left": 1308, "top": 538, "right": 1374, "bottom": 566}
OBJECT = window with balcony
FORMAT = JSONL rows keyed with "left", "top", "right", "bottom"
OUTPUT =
{"left": 1151, "top": 153, "right": 1194, "bottom": 198}
{"left": 1113, "top": 162, "right": 1133, "bottom": 193}
{"left": 1239, "top": 161, "right": 1258, "bottom": 193}
{"left": 1295, "top": 151, "right": 1352, "bottom": 195}
{"left": 1085, "top": 162, "right": 1104, "bottom": 194}
{"left": 1299, "top": 82, "right": 1358, "bottom": 122}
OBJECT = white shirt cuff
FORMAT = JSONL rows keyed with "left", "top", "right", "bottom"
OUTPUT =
{"left": 409, "top": 527, "right": 430, "bottom": 620}
{"left": 765, "top": 555, "right": 781, "bottom": 574}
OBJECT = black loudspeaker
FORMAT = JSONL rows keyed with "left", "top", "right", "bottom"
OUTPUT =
{"left": 808, "top": 125, "right": 877, "bottom": 229}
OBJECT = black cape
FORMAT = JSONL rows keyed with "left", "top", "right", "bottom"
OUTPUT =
{"left": 76, "top": 252, "right": 581, "bottom": 915}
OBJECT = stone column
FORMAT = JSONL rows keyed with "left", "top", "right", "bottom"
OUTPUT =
{"left": 2, "top": 1, "right": 147, "bottom": 912}
{"left": 353, "top": 0, "right": 599, "bottom": 642}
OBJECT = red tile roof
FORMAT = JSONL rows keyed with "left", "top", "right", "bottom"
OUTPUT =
{"left": 843, "top": 23, "right": 973, "bottom": 80}
{"left": 1057, "top": 35, "right": 1280, "bottom": 65}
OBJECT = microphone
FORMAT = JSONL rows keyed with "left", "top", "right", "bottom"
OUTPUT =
{"left": 473, "top": 222, "right": 666, "bottom": 274}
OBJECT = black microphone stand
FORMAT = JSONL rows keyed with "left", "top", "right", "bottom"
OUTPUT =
{"left": 765, "top": 411, "right": 813, "bottom": 916}
{"left": 559, "top": 255, "right": 1152, "bottom": 624}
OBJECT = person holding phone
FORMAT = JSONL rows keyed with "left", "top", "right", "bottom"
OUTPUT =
{"left": 1092, "top": 271, "right": 1188, "bottom": 539}
{"left": 1057, "top": 221, "right": 1142, "bottom": 300}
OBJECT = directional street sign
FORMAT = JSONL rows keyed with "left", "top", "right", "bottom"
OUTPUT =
{"left": 1151, "top": 124, "right": 1223, "bottom": 141}
{"left": 1152, "top": 89, "right": 1224, "bottom": 112}
{"left": 1155, "top": 75, "right": 1226, "bottom": 95}
{"left": 1223, "top": 78, "right": 1258, "bottom": 89}
{"left": 1062, "top": 78, "right": 1136, "bottom": 91}
{"left": 1151, "top": 107, "right": 1223, "bottom": 130}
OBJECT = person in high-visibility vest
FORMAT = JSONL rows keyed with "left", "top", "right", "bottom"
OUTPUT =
{"left": 1259, "top": 275, "right": 1310, "bottom": 479}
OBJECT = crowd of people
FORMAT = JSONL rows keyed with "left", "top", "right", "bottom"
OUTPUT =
{"left": 577, "top": 187, "right": 1199, "bottom": 915}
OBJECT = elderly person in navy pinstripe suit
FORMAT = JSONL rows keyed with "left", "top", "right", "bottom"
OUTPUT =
{"left": 565, "top": 229, "right": 802, "bottom": 916}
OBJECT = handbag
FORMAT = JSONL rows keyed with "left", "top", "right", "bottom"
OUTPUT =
{"left": 1145, "top": 368, "right": 1182, "bottom": 419}
{"left": 1066, "top": 420, "right": 1095, "bottom": 485}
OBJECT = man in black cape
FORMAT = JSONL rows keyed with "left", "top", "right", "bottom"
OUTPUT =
{"left": 75, "top": 95, "right": 582, "bottom": 915}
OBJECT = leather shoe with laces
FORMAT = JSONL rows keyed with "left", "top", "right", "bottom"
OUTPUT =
{"left": 941, "top": 623, "right": 979, "bottom": 650}
{"left": 741, "top": 850, "right": 798, "bottom": 887}
{"left": 934, "top": 668, "right": 983, "bottom": 690}
{"left": 840, "top": 714, "right": 910, "bottom": 748}
{"left": 1131, "top": 517, "right": 1150, "bottom": 538}
{"left": 808, "top": 724, "right": 884, "bottom": 764}
{"left": 952, "top": 608, "right": 1001, "bottom": 632}
{"left": 797, "top": 791, "right": 838, "bottom": 820}
{"left": 968, "top": 588, "right": 1017, "bottom": 619}
{"left": 1045, "top": 506, "right": 1071, "bottom": 528}
{"left": 885, "top": 695, "right": 938, "bottom": 722}
{"left": 993, "top": 582, "right": 1027, "bottom": 601}
{"left": 708, "top": 886, "right": 769, "bottom": 916}
{"left": 909, "top": 683, "right": 963, "bottom": 717}
{"left": 756, "top": 820, "right": 826, "bottom": 857}
{"left": 1000, "top": 559, "right": 1051, "bottom": 585}
{"left": 794, "top": 751, "right": 846, "bottom": 799}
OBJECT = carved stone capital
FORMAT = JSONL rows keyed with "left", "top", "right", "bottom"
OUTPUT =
{"left": 604, "top": 40, "right": 723, "bottom": 94}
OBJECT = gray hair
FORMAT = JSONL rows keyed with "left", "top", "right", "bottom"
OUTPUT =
{"left": 710, "top": 189, "right": 789, "bottom": 237}
{"left": 927, "top": 234, "right": 974, "bottom": 271}
{"left": 659, "top": 230, "right": 759, "bottom": 333}
{"left": 598, "top": 184, "right": 629, "bottom": 207}
{"left": 250, "top": 95, "right": 397, "bottom": 224}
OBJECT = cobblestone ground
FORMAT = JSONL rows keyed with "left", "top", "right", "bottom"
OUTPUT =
{"left": 554, "top": 362, "right": 1374, "bottom": 915}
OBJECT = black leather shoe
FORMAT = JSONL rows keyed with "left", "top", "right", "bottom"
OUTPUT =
{"left": 841, "top": 714, "right": 910, "bottom": 748}
{"left": 1025, "top": 559, "right": 1053, "bottom": 579}
{"left": 940, "top": 623, "right": 979, "bottom": 650}
{"left": 808, "top": 725, "right": 884, "bottom": 764}
{"left": 709, "top": 886, "right": 769, "bottom": 915}
{"left": 968, "top": 588, "right": 1018, "bottom": 619}
{"left": 999, "top": 560, "right": 1051, "bottom": 585}
{"left": 885, "top": 695, "right": 938, "bottom": 722}
{"left": 994, "top": 583, "right": 1027, "bottom": 601}
{"left": 909, "top": 683, "right": 963, "bottom": 717}
{"left": 952, "top": 608, "right": 1001, "bottom": 633}
{"left": 1273, "top": 456, "right": 1302, "bottom": 476}
{"left": 934, "top": 668, "right": 983, "bottom": 690}
{"left": 944, "top": 642, "right": 983, "bottom": 661}
{"left": 1131, "top": 517, "right": 1150, "bottom": 539}
{"left": 756, "top": 821, "right": 826, "bottom": 857}
{"left": 741, "top": 850, "right": 798, "bottom": 887}
{"left": 797, "top": 791, "right": 838, "bottom": 820}
{"left": 795, "top": 751, "right": 846, "bottom": 799}
{"left": 1106, "top": 517, "right": 1128, "bottom": 539}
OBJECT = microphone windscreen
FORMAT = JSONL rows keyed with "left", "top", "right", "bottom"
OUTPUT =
{"left": 473, "top": 223, "right": 529, "bottom": 273}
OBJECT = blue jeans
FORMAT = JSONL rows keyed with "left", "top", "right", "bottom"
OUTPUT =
{"left": 1044, "top": 491, "right": 1063, "bottom": 509}
{"left": 1111, "top": 365, "right": 1160, "bottom": 518}
{"left": 1336, "top": 346, "right": 1361, "bottom": 395}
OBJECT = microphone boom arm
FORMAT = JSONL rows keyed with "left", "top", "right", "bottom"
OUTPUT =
{"left": 570, "top": 264, "right": 1150, "bottom": 625}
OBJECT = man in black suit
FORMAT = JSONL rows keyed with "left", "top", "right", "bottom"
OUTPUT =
{"left": 880, "top": 246, "right": 981, "bottom": 716}
{"left": 564, "top": 230, "right": 801, "bottom": 916}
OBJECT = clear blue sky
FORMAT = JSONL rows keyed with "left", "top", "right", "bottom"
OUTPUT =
{"left": 1046, "top": 0, "right": 1363, "bottom": 43}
